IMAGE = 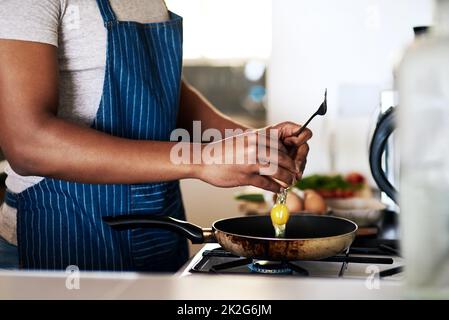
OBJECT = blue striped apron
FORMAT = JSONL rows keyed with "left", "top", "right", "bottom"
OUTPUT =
{"left": 6, "top": 0, "right": 188, "bottom": 271}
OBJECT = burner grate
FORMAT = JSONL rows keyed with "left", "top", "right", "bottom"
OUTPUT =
{"left": 191, "top": 245, "right": 403, "bottom": 278}
{"left": 210, "top": 258, "right": 252, "bottom": 273}
{"left": 201, "top": 248, "right": 394, "bottom": 265}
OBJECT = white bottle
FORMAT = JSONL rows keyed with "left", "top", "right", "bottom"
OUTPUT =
{"left": 398, "top": 0, "right": 449, "bottom": 298}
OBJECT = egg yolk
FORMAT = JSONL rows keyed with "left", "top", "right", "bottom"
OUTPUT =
{"left": 270, "top": 203, "right": 290, "bottom": 226}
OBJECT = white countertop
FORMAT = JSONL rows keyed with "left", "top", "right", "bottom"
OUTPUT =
{"left": 0, "top": 270, "right": 403, "bottom": 300}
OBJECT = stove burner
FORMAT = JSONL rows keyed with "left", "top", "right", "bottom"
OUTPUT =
{"left": 249, "top": 261, "right": 292, "bottom": 275}
{"left": 191, "top": 243, "right": 402, "bottom": 278}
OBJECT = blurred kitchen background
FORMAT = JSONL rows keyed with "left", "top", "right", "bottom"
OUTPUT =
{"left": 164, "top": 0, "right": 434, "bottom": 253}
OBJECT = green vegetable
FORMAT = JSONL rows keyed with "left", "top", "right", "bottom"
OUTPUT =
{"left": 234, "top": 193, "right": 266, "bottom": 203}
{"left": 295, "top": 174, "right": 353, "bottom": 190}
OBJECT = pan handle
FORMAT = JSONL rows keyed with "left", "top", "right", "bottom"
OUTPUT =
{"left": 102, "top": 215, "right": 214, "bottom": 244}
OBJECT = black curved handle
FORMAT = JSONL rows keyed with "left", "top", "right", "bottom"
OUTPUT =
{"left": 102, "top": 215, "right": 206, "bottom": 244}
{"left": 369, "top": 107, "right": 397, "bottom": 203}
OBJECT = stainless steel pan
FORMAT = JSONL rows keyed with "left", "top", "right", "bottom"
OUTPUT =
{"left": 103, "top": 214, "right": 357, "bottom": 261}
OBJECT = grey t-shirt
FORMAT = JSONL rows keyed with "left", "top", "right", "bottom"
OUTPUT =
{"left": 0, "top": 0, "right": 170, "bottom": 244}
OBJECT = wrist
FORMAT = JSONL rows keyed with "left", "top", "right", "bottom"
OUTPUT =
{"left": 178, "top": 143, "right": 208, "bottom": 181}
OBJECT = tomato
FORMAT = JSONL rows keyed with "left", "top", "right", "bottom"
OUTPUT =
{"left": 335, "top": 189, "right": 345, "bottom": 198}
{"left": 343, "top": 190, "right": 355, "bottom": 198}
{"left": 317, "top": 189, "right": 334, "bottom": 198}
{"left": 346, "top": 172, "right": 365, "bottom": 185}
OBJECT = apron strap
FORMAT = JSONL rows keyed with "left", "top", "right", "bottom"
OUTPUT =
{"left": 4, "top": 190, "right": 18, "bottom": 209}
{"left": 96, "top": 0, "right": 117, "bottom": 24}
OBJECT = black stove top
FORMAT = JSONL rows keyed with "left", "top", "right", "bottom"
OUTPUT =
{"left": 190, "top": 239, "right": 403, "bottom": 279}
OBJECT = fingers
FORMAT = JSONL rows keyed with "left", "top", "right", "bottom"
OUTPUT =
{"left": 283, "top": 128, "right": 313, "bottom": 147}
{"left": 270, "top": 121, "right": 299, "bottom": 137}
{"left": 235, "top": 126, "right": 310, "bottom": 190}
{"left": 295, "top": 159, "right": 307, "bottom": 179}
{"left": 272, "top": 122, "right": 313, "bottom": 141}
{"left": 267, "top": 166, "right": 296, "bottom": 187}
{"left": 277, "top": 150, "right": 298, "bottom": 173}
{"left": 258, "top": 150, "right": 297, "bottom": 174}
{"left": 294, "top": 143, "right": 309, "bottom": 179}
{"left": 295, "top": 143, "right": 310, "bottom": 161}
{"left": 248, "top": 175, "right": 282, "bottom": 193}
{"left": 255, "top": 131, "right": 288, "bottom": 154}
{"left": 256, "top": 151, "right": 297, "bottom": 187}
{"left": 254, "top": 135, "right": 295, "bottom": 173}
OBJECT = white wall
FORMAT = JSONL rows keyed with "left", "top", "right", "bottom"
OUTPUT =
{"left": 166, "top": 0, "right": 271, "bottom": 60}
{"left": 269, "top": 0, "right": 433, "bottom": 179}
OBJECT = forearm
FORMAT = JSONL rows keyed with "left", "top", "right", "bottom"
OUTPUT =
{"left": 5, "top": 117, "right": 200, "bottom": 184}
{"left": 178, "top": 81, "right": 252, "bottom": 139}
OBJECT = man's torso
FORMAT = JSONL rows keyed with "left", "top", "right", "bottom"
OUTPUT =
{"left": 2, "top": 0, "right": 170, "bottom": 193}
{"left": 0, "top": 0, "right": 171, "bottom": 244}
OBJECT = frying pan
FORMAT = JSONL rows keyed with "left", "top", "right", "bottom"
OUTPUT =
{"left": 103, "top": 214, "right": 358, "bottom": 261}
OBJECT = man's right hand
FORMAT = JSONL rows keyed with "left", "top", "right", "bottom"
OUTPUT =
{"left": 197, "top": 130, "right": 299, "bottom": 193}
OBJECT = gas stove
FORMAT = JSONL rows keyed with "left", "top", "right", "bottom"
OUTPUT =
{"left": 179, "top": 238, "right": 404, "bottom": 280}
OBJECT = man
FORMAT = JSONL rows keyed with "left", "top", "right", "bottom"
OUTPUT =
{"left": 0, "top": 0, "right": 311, "bottom": 271}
